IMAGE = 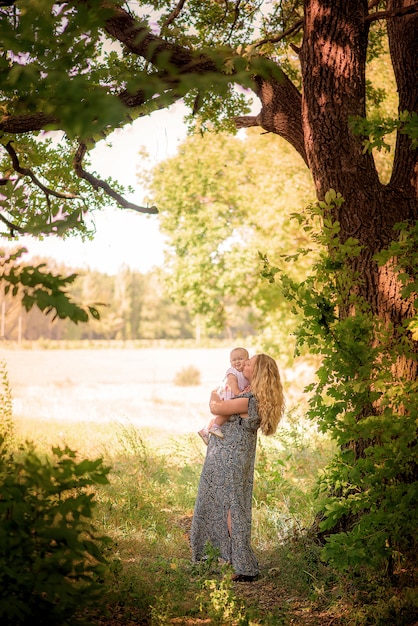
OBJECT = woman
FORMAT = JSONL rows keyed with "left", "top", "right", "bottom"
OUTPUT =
{"left": 190, "top": 353, "right": 285, "bottom": 582}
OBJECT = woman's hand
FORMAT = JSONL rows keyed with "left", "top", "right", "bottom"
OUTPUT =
{"left": 209, "top": 390, "right": 221, "bottom": 410}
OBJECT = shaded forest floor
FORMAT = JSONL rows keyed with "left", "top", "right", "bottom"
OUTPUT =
{"left": 79, "top": 513, "right": 417, "bottom": 626}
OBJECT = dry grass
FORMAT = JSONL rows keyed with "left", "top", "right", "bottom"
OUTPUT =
{"left": 2, "top": 347, "right": 227, "bottom": 444}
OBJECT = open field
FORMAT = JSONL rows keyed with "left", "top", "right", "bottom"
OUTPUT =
{"left": 1, "top": 346, "right": 228, "bottom": 434}
{"left": 0, "top": 346, "right": 315, "bottom": 436}
{"left": 0, "top": 346, "right": 341, "bottom": 626}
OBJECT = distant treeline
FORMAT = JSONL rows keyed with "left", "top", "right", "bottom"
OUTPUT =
{"left": 0, "top": 257, "right": 255, "bottom": 342}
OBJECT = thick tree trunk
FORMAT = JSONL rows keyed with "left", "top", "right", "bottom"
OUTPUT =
{"left": 297, "top": 0, "right": 418, "bottom": 477}
{"left": 291, "top": 1, "right": 418, "bottom": 547}
{"left": 387, "top": 0, "right": 418, "bottom": 195}
{"left": 299, "top": 0, "right": 417, "bottom": 331}
{"left": 300, "top": 2, "right": 375, "bottom": 196}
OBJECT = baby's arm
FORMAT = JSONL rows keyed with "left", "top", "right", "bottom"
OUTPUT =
{"left": 209, "top": 391, "right": 249, "bottom": 418}
{"left": 226, "top": 372, "right": 241, "bottom": 397}
{"left": 213, "top": 374, "right": 240, "bottom": 426}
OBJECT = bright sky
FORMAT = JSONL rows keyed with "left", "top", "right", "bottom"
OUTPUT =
{"left": 10, "top": 103, "right": 189, "bottom": 275}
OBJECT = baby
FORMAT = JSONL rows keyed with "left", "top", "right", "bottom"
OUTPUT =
{"left": 198, "top": 347, "right": 250, "bottom": 445}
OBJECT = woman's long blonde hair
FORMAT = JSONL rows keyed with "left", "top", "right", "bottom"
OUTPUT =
{"left": 250, "top": 354, "right": 285, "bottom": 436}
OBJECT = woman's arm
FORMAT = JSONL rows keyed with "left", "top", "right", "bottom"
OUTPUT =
{"left": 209, "top": 390, "right": 249, "bottom": 417}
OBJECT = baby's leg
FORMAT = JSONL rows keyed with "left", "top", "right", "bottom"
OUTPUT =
{"left": 212, "top": 415, "right": 228, "bottom": 427}
{"left": 209, "top": 415, "right": 226, "bottom": 439}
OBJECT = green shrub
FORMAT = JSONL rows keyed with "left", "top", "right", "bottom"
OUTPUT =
{"left": 173, "top": 365, "right": 201, "bottom": 386}
{"left": 0, "top": 401, "right": 112, "bottom": 626}
{"left": 270, "top": 202, "right": 418, "bottom": 576}
{"left": 0, "top": 440, "right": 111, "bottom": 625}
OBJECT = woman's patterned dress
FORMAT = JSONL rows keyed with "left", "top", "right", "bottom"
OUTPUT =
{"left": 190, "top": 392, "right": 260, "bottom": 577}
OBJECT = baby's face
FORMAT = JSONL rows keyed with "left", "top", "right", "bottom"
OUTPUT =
{"left": 230, "top": 350, "right": 248, "bottom": 372}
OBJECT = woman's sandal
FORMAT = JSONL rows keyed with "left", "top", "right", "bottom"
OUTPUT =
{"left": 231, "top": 573, "right": 258, "bottom": 582}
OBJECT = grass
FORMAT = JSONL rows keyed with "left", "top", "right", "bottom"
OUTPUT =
{"left": 15, "top": 417, "right": 415, "bottom": 625}
{"left": 2, "top": 348, "right": 417, "bottom": 625}
{"left": 57, "top": 420, "right": 337, "bottom": 624}
{"left": 8, "top": 411, "right": 335, "bottom": 623}
{"left": 12, "top": 415, "right": 417, "bottom": 626}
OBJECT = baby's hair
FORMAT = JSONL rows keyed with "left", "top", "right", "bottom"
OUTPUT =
{"left": 230, "top": 347, "right": 249, "bottom": 358}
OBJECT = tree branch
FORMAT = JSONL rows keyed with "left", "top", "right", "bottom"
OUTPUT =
{"left": 104, "top": 4, "right": 307, "bottom": 163}
{"left": 104, "top": 6, "right": 215, "bottom": 74}
{"left": 4, "top": 141, "right": 78, "bottom": 200}
{"left": 254, "top": 74, "right": 307, "bottom": 165}
{"left": 0, "top": 173, "right": 14, "bottom": 185}
{"left": 73, "top": 143, "right": 158, "bottom": 214}
{"left": 0, "top": 113, "right": 58, "bottom": 134}
{"left": 366, "top": 2, "right": 418, "bottom": 23}
{"left": 254, "top": 18, "right": 303, "bottom": 49}
{"left": 161, "top": 0, "right": 187, "bottom": 28}
{"left": 227, "top": 0, "right": 243, "bottom": 43}
{"left": 0, "top": 212, "right": 25, "bottom": 235}
{"left": 2, "top": 2, "right": 308, "bottom": 205}
{"left": 234, "top": 115, "right": 261, "bottom": 129}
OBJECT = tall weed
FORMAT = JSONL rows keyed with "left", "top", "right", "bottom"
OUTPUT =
{"left": 253, "top": 409, "right": 336, "bottom": 546}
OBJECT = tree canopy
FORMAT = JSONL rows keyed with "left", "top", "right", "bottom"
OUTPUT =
{"left": 1, "top": 2, "right": 416, "bottom": 238}
{"left": 2, "top": 1, "right": 414, "bottom": 223}
{"left": 148, "top": 129, "right": 316, "bottom": 355}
